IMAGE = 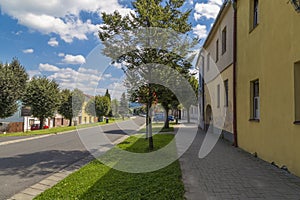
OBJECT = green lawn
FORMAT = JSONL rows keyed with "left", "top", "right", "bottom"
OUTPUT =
{"left": 0, "top": 118, "right": 121, "bottom": 137}
{"left": 34, "top": 134, "right": 184, "bottom": 200}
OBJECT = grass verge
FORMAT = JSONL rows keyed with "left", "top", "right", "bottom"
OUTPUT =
{"left": 34, "top": 134, "right": 184, "bottom": 200}
{"left": 0, "top": 118, "right": 124, "bottom": 138}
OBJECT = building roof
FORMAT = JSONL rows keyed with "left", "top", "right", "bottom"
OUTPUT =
{"left": 203, "top": 0, "right": 231, "bottom": 48}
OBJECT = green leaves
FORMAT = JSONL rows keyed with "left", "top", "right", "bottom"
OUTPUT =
{"left": 23, "top": 77, "right": 60, "bottom": 124}
{"left": 85, "top": 96, "right": 111, "bottom": 118}
{"left": 58, "top": 88, "right": 85, "bottom": 124}
{"left": 0, "top": 58, "right": 28, "bottom": 118}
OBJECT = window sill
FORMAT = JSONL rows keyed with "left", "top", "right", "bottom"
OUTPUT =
{"left": 294, "top": 121, "right": 300, "bottom": 125}
{"left": 249, "top": 119, "right": 260, "bottom": 122}
{"left": 249, "top": 24, "right": 259, "bottom": 34}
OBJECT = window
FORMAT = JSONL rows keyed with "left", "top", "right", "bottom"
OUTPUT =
{"left": 253, "top": 0, "right": 259, "bottom": 27}
{"left": 222, "top": 27, "right": 227, "bottom": 54}
{"left": 224, "top": 80, "right": 229, "bottom": 107}
{"left": 250, "top": 0, "right": 259, "bottom": 30}
{"left": 217, "top": 84, "right": 220, "bottom": 108}
{"left": 251, "top": 80, "right": 260, "bottom": 120}
{"left": 294, "top": 62, "right": 300, "bottom": 122}
{"left": 207, "top": 53, "right": 210, "bottom": 72}
{"left": 216, "top": 40, "right": 219, "bottom": 62}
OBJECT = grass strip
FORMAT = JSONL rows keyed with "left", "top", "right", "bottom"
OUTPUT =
{"left": 34, "top": 134, "right": 184, "bottom": 200}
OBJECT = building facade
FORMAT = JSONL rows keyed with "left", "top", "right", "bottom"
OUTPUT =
{"left": 236, "top": 0, "right": 300, "bottom": 175}
{"left": 199, "top": 1, "right": 235, "bottom": 142}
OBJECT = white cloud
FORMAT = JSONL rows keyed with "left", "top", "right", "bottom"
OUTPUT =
{"left": 39, "top": 63, "right": 60, "bottom": 72}
{"left": 58, "top": 53, "right": 65, "bottom": 57}
{"left": 62, "top": 54, "right": 86, "bottom": 65}
{"left": 193, "top": 24, "right": 208, "bottom": 39}
{"left": 194, "top": 0, "right": 222, "bottom": 20}
{"left": 27, "top": 70, "right": 41, "bottom": 78}
{"left": 48, "top": 67, "right": 101, "bottom": 94}
{"left": 103, "top": 73, "right": 112, "bottom": 79}
{"left": 23, "top": 48, "right": 34, "bottom": 54}
{"left": 0, "top": 0, "right": 133, "bottom": 43}
{"left": 48, "top": 37, "right": 59, "bottom": 47}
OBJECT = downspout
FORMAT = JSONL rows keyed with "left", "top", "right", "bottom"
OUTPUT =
{"left": 202, "top": 54, "right": 205, "bottom": 130}
{"left": 232, "top": 0, "right": 238, "bottom": 147}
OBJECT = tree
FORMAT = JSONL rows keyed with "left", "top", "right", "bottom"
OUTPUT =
{"left": 0, "top": 58, "right": 28, "bottom": 118}
{"left": 58, "top": 89, "right": 85, "bottom": 126}
{"left": 105, "top": 89, "right": 111, "bottom": 101}
{"left": 111, "top": 99, "right": 120, "bottom": 118}
{"left": 105, "top": 89, "right": 113, "bottom": 117}
{"left": 23, "top": 77, "right": 60, "bottom": 129}
{"left": 119, "top": 92, "right": 129, "bottom": 120}
{"left": 182, "top": 75, "right": 198, "bottom": 123}
{"left": 99, "top": 0, "right": 197, "bottom": 150}
{"left": 85, "top": 96, "right": 111, "bottom": 121}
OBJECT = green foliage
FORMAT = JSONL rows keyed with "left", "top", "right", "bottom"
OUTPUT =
{"left": 85, "top": 95, "right": 111, "bottom": 119}
{"left": 105, "top": 89, "right": 111, "bottom": 101}
{"left": 58, "top": 89, "right": 85, "bottom": 126}
{"left": 23, "top": 77, "right": 60, "bottom": 128}
{"left": 111, "top": 99, "right": 120, "bottom": 118}
{"left": 34, "top": 134, "right": 184, "bottom": 200}
{"left": 99, "top": 0, "right": 197, "bottom": 150}
{"left": 0, "top": 58, "right": 28, "bottom": 118}
{"left": 119, "top": 92, "right": 129, "bottom": 118}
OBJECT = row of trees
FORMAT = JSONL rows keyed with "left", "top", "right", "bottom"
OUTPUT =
{"left": 99, "top": 0, "right": 199, "bottom": 150}
{"left": 0, "top": 59, "right": 120, "bottom": 129}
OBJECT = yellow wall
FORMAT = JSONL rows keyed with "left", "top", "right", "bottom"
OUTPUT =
{"left": 204, "top": 65, "right": 234, "bottom": 134}
{"left": 80, "top": 101, "right": 95, "bottom": 124}
{"left": 237, "top": 0, "right": 300, "bottom": 176}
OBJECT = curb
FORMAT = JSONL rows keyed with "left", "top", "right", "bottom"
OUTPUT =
{"left": 0, "top": 120, "right": 132, "bottom": 146}
{"left": 8, "top": 134, "right": 129, "bottom": 200}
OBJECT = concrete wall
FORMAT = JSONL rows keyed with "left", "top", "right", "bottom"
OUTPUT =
{"left": 236, "top": 0, "right": 300, "bottom": 176}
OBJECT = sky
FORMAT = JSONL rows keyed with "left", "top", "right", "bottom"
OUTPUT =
{"left": 0, "top": 0, "right": 222, "bottom": 99}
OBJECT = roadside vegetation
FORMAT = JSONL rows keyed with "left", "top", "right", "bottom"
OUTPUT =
{"left": 34, "top": 131, "right": 184, "bottom": 200}
{"left": 0, "top": 118, "right": 122, "bottom": 138}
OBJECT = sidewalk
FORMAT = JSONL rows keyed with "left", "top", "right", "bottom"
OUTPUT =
{"left": 179, "top": 128, "right": 300, "bottom": 200}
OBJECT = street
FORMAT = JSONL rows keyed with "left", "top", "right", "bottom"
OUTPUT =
{"left": 0, "top": 117, "right": 145, "bottom": 200}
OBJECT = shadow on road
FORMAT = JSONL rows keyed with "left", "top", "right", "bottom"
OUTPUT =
{"left": 0, "top": 150, "right": 89, "bottom": 178}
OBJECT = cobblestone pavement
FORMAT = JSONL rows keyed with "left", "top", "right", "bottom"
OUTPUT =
{"left": 179, "top": 128, "right": 300, "bottom": 200}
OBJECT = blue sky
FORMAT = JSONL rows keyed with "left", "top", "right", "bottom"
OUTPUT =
{"left": 0, "top": 0, "right": 222, "bottom": 99}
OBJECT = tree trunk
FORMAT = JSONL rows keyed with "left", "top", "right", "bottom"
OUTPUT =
{"left": 39, "top": 117, "right": 44, "bottom": 129}
{"left": 145, "top": 103, "right": 149, "bottom": 139}
{"left": 164, "top": 108, "right": 169, "bottom": 129}
{"left": 69, "top": 118, "right": 72, "bottom": 126}
{"left": 187, "top": 106, "right": 191, "bottom": 123}
{"left": 148, "top": 111, "right": 153, "bottom": 150}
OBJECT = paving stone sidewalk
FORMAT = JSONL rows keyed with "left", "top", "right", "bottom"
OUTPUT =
{"left": 179, "top": 128, "right": 300, "bottom": 200}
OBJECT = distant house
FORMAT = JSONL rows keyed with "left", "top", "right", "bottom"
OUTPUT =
{"left": 75, "top": 94, "right": 97, "bottom": 125}
{"left": 197, "top": 1, "right": 235, "bottom": 143}
{"left": 0, "top": 103, "right": 53, "bottom": 133}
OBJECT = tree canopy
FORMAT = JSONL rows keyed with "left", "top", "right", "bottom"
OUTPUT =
{"left": 0, "top": 58, "right": 28, "bottom": 118}
{"left": 98, "top": 0, "right": 198, "bottom": 150}
{"left": 85, "top": 95, "right": 111, "bottom": 121}
{"left": 23, "top": 77, "right": 60, "bottom": 129}
{"left": 58, "top": 89, "right": 85, "bottom": 126}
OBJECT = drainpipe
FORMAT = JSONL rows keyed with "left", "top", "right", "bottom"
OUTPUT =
{"left": 232, "top": 0, "right": 238, "bottom": 147}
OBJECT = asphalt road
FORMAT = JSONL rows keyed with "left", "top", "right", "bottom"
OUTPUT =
{"left": 0, "top": 117, "right": 145, "bottom": 200}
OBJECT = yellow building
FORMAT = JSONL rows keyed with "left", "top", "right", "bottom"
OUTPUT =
{"left": 236, "top": 0, "right": 300, "bottom": 175}
{"left": 199, "top": 1, "right": 235, "bottom": 143}
{"left": 78, "top": 94, "right": 97, "bottom": 124}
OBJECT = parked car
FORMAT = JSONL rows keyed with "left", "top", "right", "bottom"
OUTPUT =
{"left": 154, "top": 114, "right": 174, "bottom": 122}
{"left": 168, "top": 115, "right": 175, "bottom": 121}
{"left": 31, "top": 124, "right": 49, "bottom": 131}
